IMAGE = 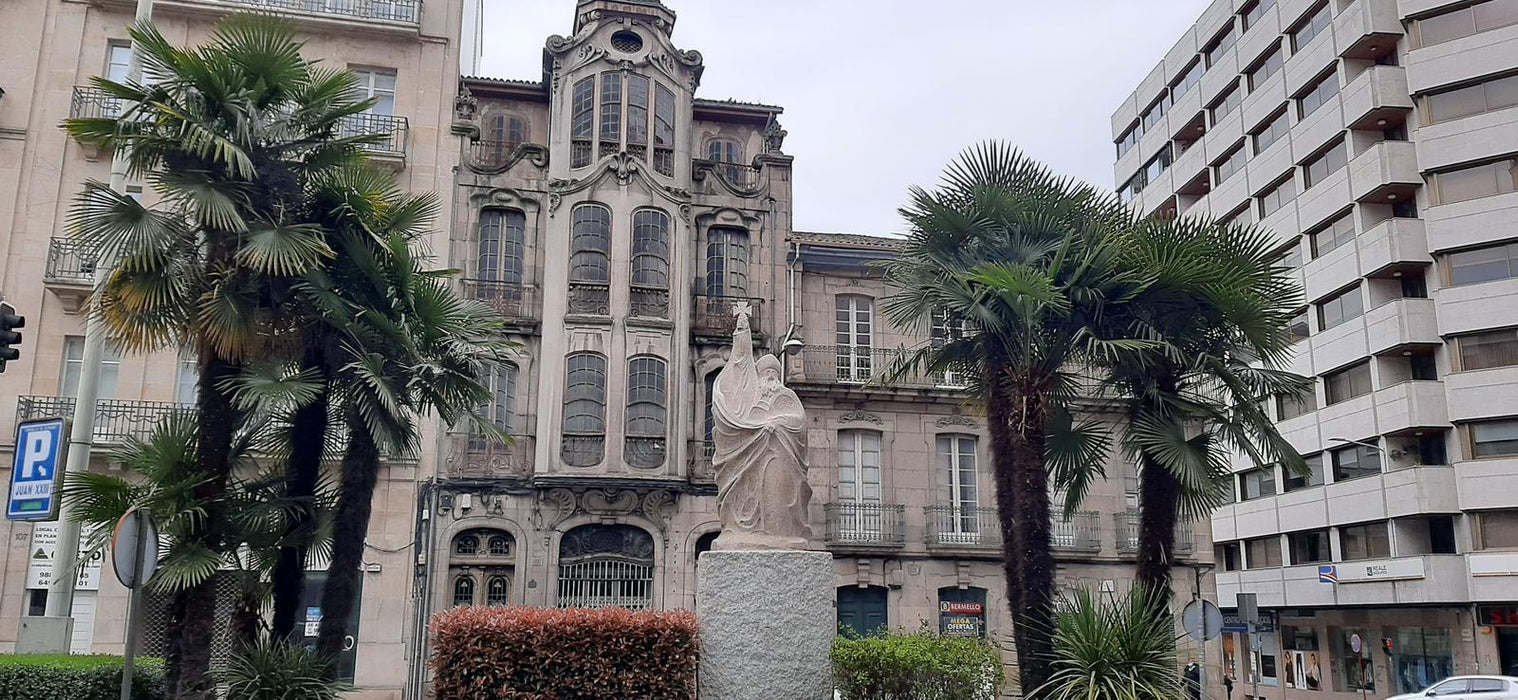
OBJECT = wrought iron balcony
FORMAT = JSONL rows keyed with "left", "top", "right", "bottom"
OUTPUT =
{"left": 692, "top": 159, "right": 763, "bottom": 194}
{"left": 460, "top": 280, "right": 539, "bottom": 325}
{"left": 1115, "top": 510, "right": 1194, "bottom": 556}
{"left": 824, "top": 502, "right": 906, "bottom": 548}
{"left": 45, "top": 238, "right": 96, "bottom": 285}
{"left": 200, "top": 0, "right": 419, "bottom": 24}
{"left": 340, "top": 113, "right": 408, "bottom": 161}
{"left": 17, "top": 396, "right": 192, "bottom": 445}
{"left": 442, "top": 434, "right": 533, "bottom": 480}
{"left": 925, "top": 504, "right": 1000, "bottom": 549}
{"left": 70, "top": 86, "right": 122, "bottom": 121}
{"left": 691, "top": 295, "right": 763, "bottom": 339}
{"left": 688, "top": 440, "right": 715, "bottom": 484}
{"left": 1052, "top": 511, "right": 1103, "bottom": 553}
{"left": 798, "top": 345, "right": 969, "bottom": 391}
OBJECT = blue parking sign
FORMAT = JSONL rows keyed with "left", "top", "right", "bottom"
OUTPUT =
{"left": 7, "top": 418, "right": 67, "bottom": 521}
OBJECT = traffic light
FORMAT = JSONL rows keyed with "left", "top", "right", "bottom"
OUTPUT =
{"left": 0, "top": 301, "right": 24, "bottom": 373}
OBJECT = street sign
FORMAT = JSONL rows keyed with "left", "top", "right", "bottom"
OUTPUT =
{"left": 1183, "top": 599, "right": 1225, "bottom": 641}
{"left": 110, "top": 508, "right": 159, "bottom": 589}
{"left": 7, "top": 418, "right": 67, "bottom": 521}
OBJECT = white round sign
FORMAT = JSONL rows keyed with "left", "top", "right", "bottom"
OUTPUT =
{"left": 1350, "top": 633, "right": 1363, "bottom": 654}
{"left": 1182, "top": 599, "right": 1225, "bottom": 642}
{"left": 111, "top": 508, "right": 160, "bottom": 589}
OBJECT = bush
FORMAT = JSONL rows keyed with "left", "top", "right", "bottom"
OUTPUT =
{"left": 430, "top": 606, "right": 699, "bottom": 700}
{"left": 1032, "top": 589, "right": 1181, "bottom": 700}
{"left": 222, "top": 640, "right": 350, "bottom": 700}
{"left": 0, "top": 654, "right": 165, "bottom": 700}
{"left": 831, "top": 630, "right": 1003, "bottom": 700}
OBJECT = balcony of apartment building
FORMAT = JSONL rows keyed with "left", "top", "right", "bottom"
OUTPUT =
{"left": 459, "top": 278, "right": 540, "bottom": 331}
{"left": 1114, "top": 510, "right": 1197, "bottom": 558}
{"left": 691, "top": 294, "right": 763, "bottom": 344}
{"left": 43, "top": 237, "right": 96, "bottom": 312}
{"left": 824, "top": 501, "right": 907, "bottom": 551}
{"left": 441, "top": 433, "right": 534, "bottom": 481}
{"left": 795, "top": 345, "right": 969, "bottom": 394}
{"left": 16, "top": 395, "right": 192, "bottom": 446}
{"left": 1333, "top": 0, "right": 1404, "bottom": 62}
{"left": 88, "top": 0, "right": 421, "bottom": 34}
{"left": 1348, "top": 140, "right": 1421, "bottom": 205}
{"left": 687, "top": 439, "right": 715, "bottom": 486}
{"left": 1341, "top": 64, "right": 1414, "bottom": 131}
{"left": 924, "top": 505, "right": 1104, "bottom": 557}
{"left": 691, "top": 159, "right": 766, "bottom": 197}
{"left": 1469, "top": 551, "right": 1518, "bottom": 601}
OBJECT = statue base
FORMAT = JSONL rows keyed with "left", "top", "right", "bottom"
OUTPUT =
{"left": 697, "top": 549, "right": 834, "bottom": 700}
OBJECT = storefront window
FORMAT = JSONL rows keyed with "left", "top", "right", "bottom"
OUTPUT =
{"left": 1283, "top": 625, "right": 1323, "bottom": 691}
{"left": 1392, "top": 627, "right": 1454, "bottom": 695}
{"left": 1335, "top": 628, "right": 1376, "bottom": 692}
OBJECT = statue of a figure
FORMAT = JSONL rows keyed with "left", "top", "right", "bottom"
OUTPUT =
{"left": 712, "top": 303, "right": 813, "bottom": 550}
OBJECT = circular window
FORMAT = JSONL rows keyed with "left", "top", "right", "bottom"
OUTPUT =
{"left": 610, "top": 30, "right": 644, "bottom": 53}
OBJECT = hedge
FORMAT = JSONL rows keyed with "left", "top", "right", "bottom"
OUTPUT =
{"left": 0, "top": 654, "right": 166, "bottom": 700}
{"left": 832, "top": 630, "right": 1004, "bottom": 700}
{"left": 430, "top": 606, "right": 699, "bottom": 700}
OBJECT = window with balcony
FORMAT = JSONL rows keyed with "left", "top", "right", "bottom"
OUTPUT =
{"left": 705, "top": 227, "right": 749, "bottom": 299}
{"left": 1259, "top": 175, "right": 1297, "bottom": 217}
{"left": 572, "top": 72, "right": 676, "bottom": 171}
{"left": 561, "top": 352, "right": 607, "bottom": 467}
{"left": 1143, "top": 146, "right": 1173, "bottom": 182}
{"left": 1324, "top": 360, "right": 1372, "bottom": 404}
{"left": 1242, "top": 0, "right": 1277, "bottom": 31}
{"left": 1446, "top": 241, "right": 1518, "bottom": 286}
{"left": 479, "top": 114, "right": 528, "bottom": 167}
{"left": 1424, "top": 73, "right": 1518, "bottom": 124}
{"left": 1119, "top": 172, "right": 1144, "bottom": 203}
{"left": 1210, "top": 82, "right": 1243, "bottom": 124}
{"left": 838, "top": 430, "right": 883, "bottom": 505}
{"left": 1252, "top": 109, "right": 1291, "bottom": 154}
{"left": 708, "top": 137, "right": 745, "bottom": 178}
{"left": 1246, "top": 45, "right": 1284, "bottom": 91}
{"left": 1116, "top": 123, "right": 1140, "bottom": 159}
{"left": 624, "top": 356, "right": 667, "bottom": 468}
{"left": 1214, "top": 142, "right": 1248, "bottom": 184}
{"left": 62, "top": 336, "right": 120, "bottom": 399}
{"left": 1245, "top": 535, "right": 1282, "bottom": 568}
{"left": 1317, "top": 285, "right": 1363, "bottom": 330}
{"left": 1330, "top": 441, "right": 1382, "bottom": 481}
{"left": 653, "top": 84, "right": 676, "bottom": 176}
{"left": 1468, "top": 417, "right": 1518, "bottom": 458}
{"left": 475, "top": 361, "right": 518, "bottom": 444}
{"left": 1290, "top": 3, "right": 1332, "bottom": 52}
{"left": 1205, "top": 22, "right": 1239, "bottom": 67}
{"left": 1415, "top": 0, "right": 1518, "bottom": 47}
{"left": 106, "top": 41, "right": 131, "bottom": 83}
{"left": 1432, "top": 158, "right": 1518, "bottom": 205}
{"left": 1284, "top": 453, "right": 1325, "bottom": 491}
{"left": 835, "top": 295, "right": 875, "bottom": 383}
{"left": 630, "top": 209, "right": 670, "bottom": 319}
{"left": 1340, "top": 521, "right": 1391, "bottom": 560}
{"left": 1239, "top": 466, "right": 1277, "bottom": 500}
{"left": 1141, "top": 92, "right": 1172, "bottom": 133}
{"left": 1310, "top": 211, "right": 1356, "bottom": 257}
{"left": 1303, "top": 139, "right": 1348, "bottom": 189}
{"left": 353, "top": 68, "right": 396, "bottom": 116}
{"left": 571, "top": 77, "right": 595, "bottom": 167}
{"left": 1171, "top": 59, "right": 1204, "bottom": 99}
{"left": 937, "top": 435, "right": 980, "bottom": 538}
{"left": 1298, "top": 69, "right": 1341, "bottom": 119}
{"left": 1476, "top": 510, "right": 1518, "bottom": 549}
{"left": 1456, "top": 327, "right": 1518, "bottom": 370}
{"left": 568, "top": 204, "right": 611, "bottom": 315}
{"left": 478, "top": 209, "right": 525, "bottom": 285}
{"left": 1287, "top": 529, "right": 1330, "bottom": 564}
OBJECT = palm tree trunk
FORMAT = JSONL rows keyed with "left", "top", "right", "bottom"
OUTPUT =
{"left": 1006, "top": 378, "right": 1056, "bottom": 692}
{"left": 1135, "top": 451, "right": 1182, "bottom": 605}
{"left": 271, "top": 346, "right": 330, "bottom": 640}
{"left": 316, "top": 419, "right": 380, "bottom": 669}
{"left": 986, "top": 362, "right": 1025, "bottom": 677}
{"left": 172, "top": 351, "right": 241, "bottom": 700}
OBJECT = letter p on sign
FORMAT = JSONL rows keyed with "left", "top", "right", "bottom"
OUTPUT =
{"left": 7, "top": 418, "right": 66, "bottom": 521}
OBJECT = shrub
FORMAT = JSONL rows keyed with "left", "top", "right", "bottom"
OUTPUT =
{"left": 831, "top": 630, "right": 1003, "bottom": 700}
{"left": 0, "top": 654, "right": 165, "bottom": 700}
{"left": 1032, "top": 589, "right": 1181, "bottom": 700}
{"left": 430, "top": 606, "right": 700, "bottom": 700}
{"left": 222, "top": 640, "right": 350, "bottom": 700}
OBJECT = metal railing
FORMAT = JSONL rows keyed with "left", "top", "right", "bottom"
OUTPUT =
{"left": 45, "top": 238, "right": 96, "bottom": 284}
{"left": 556, "top": 560, "right": 653, "bottom": 610}
{"left": 70, "top": 86, "right": 121, "bottom": 120}
{"left": 567, "top": 282, "right": 610, "bottom": 316}
{"left": 925, "top": 504, "right": 999, "bottom": 548}
{"left": 17, "top": 396, "right": 193, "bottom": 445}
{"left": 824, "top": 502, "right": 906, "bottom": 547}
{"left": 218, "top": 0, "right": 421, "bottom": 23}
{"left": 692, "top": 295, "right": 763, "bottom": 338}
{"left": 443, "top": 435, "right": 533, "bottom": 480}
{"left": 1115, "top": 511, "right": 1194, "bottom": 556}
{"left": 470, "top": 139, "right": 520, "bottom": 169}
{"left": 340, "top": 113, "right": 408, "bottom": 157}
{"left": 1052, "top": 511, "right": 1103, "bottom": 553}
{"left": 799, "top": 345, "right": 969, "bottom": 391}
{"left": 688, "top": 440, "right": 715, "bottom": 484}
{"left": 460, "top": 279, "right": 539, "bottom": 322}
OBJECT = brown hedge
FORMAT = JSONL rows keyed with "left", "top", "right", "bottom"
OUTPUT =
{"left": 430, "top": 606, "right": 700, "bottom": 700}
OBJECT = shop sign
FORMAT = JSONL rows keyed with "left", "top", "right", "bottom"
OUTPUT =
{"left": 1222, "top": 610, "right": 1276, "bottom": 633}
{"left": 1477, "top": 605, "right": 1518, "bottom": 627}
{"left": 941, "top": 615, "right": 983, "bottom": 638}
{"left": 939, "top": 601, "right": 983, "bottom": 615}
{"left": 1335, "top": 557, "right": 1425, "bottom": 583}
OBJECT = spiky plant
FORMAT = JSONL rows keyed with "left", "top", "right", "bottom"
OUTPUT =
{"left": 1034, "top": 589, "right": 1182, "bottom": 700}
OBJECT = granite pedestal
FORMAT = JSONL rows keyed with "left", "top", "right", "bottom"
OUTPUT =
{"left": 697, "top": 549, "right": 834, "bottom": 700}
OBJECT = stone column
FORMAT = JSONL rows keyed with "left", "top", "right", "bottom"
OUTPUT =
{"left": 697, "top": 550, "right": 834, "bottom": 700}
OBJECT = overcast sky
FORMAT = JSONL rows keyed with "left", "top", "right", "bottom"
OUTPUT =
{"left": 478, "top": 0, "right": 1212, "bottom": 236}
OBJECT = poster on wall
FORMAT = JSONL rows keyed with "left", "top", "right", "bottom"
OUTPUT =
{"left": 1284, "top": 651, "right": 1322, "bottom": 690}
{"left": 939, "top": 601, "right": 986, "bottom": 639}
{"left": 24, "top": 522, "right": 102, "bottom": 591}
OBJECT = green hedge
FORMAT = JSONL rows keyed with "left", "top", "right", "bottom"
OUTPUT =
{"left": 832, "top": 631, "right": 1004, "bottom": 700}
{"left": 0, "top": 655, "right": 166, "bottom": 700}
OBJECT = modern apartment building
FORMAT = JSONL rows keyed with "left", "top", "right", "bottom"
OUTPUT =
{"left": 1111, "top": 0, "right": 1518, "bottom": 697}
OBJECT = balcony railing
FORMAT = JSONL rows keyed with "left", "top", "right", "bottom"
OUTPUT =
{"left": 460, "top": 279, "right": 539, "bottom": 323}
{"left": 45, "top": 238, "right": 96, "bottom": 284}
{"left": 1115, "top": 511, "right": 1194, "bottom": 556}
{"left": 799, "top": 345, "right": 969, "bottom": 391}
{"left": 216, "top": 0, "right": 420, "bottom": 23}
{"left": 824, "top": 502, "right": 906, "bottom": 548}
{"left": 692, "top": 295, "right": 763, "bottom": 339}
{"left": 340, "top": 113, "right": 408, "bottom": 158}
{"left": 688, "top": 440, "right": 715, "bottom": 484}
{"left": 693, "top": 158, "right": 763, "bottom": 193}
{"left": 17, "top": 396, "right": 192, "bottom": 445}
{"left": 443, "top": 434, "right": 534, "bottom": 480}
{"left": 70, "top": 86, "right": 121, "bottom": 120}
{"left": 1052, "top": 511, "right": 1103, "bottom": 553}
{"left": 629, "top": 286, "right": 670, "bottom": 320}
{"left": 925, "top": 504, "right": 1000, "bottom": 549}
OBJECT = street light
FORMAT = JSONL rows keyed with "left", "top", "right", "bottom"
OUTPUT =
{"left": 1326, "top": 436, "right": 1383, "bottom": 454}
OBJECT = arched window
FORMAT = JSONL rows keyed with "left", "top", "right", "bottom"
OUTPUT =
{"left": 489, "top": 536, "right": 511, "bottom": 557}
{"left": 479, "top": 114, "right": 527, "bottom": 168}
{"left": 557, "top": 524, "right": 655, "bottom": 610}
{"left": 568, "top": 204, "right": 611, "bottom": 315}
{"left": 454, "top": 534, "right": 479, "bottom": 555}
{"left": 486, "top": 576, "right": 511, "bottom": 606}
{"left": 653, "top": 84, "right": 676, "bottom": 176}
{"left": 598, "top": 73, "right": 622, "bottom": 158}
{"left": 562, "top": 352, "right": 608, "bottom": 467}
{"left": 708, "top": 138, "right": 746, "bottom": 183}
{"left": 836, "top": 585, "right": 888, "bottom": 637}
{"left": 937, "top": 586, "right": 988, "bottom": 638}
{"left": 835, "top": 295, "right": 875, "bottom": 383}
{"left": 630, "top": 209, "right": 670, "bottom": 318}
{"left": 477, "top": 210, "right": 525, "bottom": 285}
{"left": 705, "top": 227, "right": 749, "bottom": 299}
{"left": 703, "top": 370, "right": 718, "bottom": 446}
{"left": 453, "top": 576, "right": 475, "bottom": 606}
{"left": 625, "top": 356, "right": 668, "bottom": 469}
{"left": 571, "top": 77, "right": 595, "bottom": 167}
{"left": 695, "top": 531, "right": 719, "bottom": 561}
{"left": 627, "top": 75, "right": 650, "bottom": 149}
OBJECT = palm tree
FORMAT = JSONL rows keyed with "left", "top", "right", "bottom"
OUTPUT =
{"left": 64, "top": 15, "right": 383, "bottom": 697}
{"left": 1097, "top": 216, "right": 1310, "bottom": 602}
{"left": 1034, "top": 588, "right": 1182, "bottom": 700}
{"left": 880, "top": 143, "right": 1149, "bottom": 690}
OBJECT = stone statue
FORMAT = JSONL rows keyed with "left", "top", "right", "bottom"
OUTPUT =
{"left": 711, "top": 302, "right": 813, "bottom": 550}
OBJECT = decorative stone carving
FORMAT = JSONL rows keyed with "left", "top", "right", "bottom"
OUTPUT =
{"left": 453, "top": 87, "right": 478, "bottom": 122}
{"left": 937, "top": 415, "right": 978, "bottom": 428}
{"left": 763, "top": 116, "right": 788, "bottom": 154}
{"left": 838, "top": 411, "right": 882, "bottom": 425}
{"left": 583, "top": 488, "right": 640, "bottom": 515}
{"left": 532, "top": 487, "right": 578, "bottom": 531}
{"left": 641, "top": 490, "right": 677, "bottom": 530}
{"left": 712, "top": 302, "right": 813, "bottom": 550}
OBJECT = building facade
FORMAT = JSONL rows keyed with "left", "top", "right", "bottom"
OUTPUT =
{"left": 1111, "top": 0, "right": 1518, "bottom": 697}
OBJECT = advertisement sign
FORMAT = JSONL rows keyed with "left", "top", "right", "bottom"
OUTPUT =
{"left": 942, "top": 615, "right": 982, "bottom": 638}
{"left": 1335, "top": 557, "right": 1425, "bottom": 583}
{"left": 1477, "top": 604, "right": 1518, "bottom": 627}
{"left": 7, "top": 418, "right": 66, "bottom": 521}
{"left": 25, "top": 522, "right": 102, "bottom": 591}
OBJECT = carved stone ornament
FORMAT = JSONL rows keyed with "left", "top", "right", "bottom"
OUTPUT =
{"left": 937, "top": 415, "right": 978, "bottom": 428}
{"left": 763, "top": 116, "right": 788, "bottom": 155}
{"left": 453, "top": 87, "right": 478, "bottom": 122}
{"left": 531, "top": 486, "right": 681, "bottom": 532}
{"left": 838, "top": 411, "right": 882, "bottom": 425}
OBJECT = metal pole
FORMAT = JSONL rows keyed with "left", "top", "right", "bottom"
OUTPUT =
{"left": 1249, "top": 622, "right": 1259, "bottom": 700}
{"left": 45, "top": 0, "right": 154, "bottom": 622}
{"left": 119, "top": 511, "right": 146, "bottom": 700}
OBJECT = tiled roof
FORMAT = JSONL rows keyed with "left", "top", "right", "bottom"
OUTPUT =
{"left": 693, "top": 97, "right": 784, "bottom": 113}
{"left": 463, "top": 76, "right": 544, "bottom": 89}
{"left": 792, "top": 231, "right": 904, "bottom": 249}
